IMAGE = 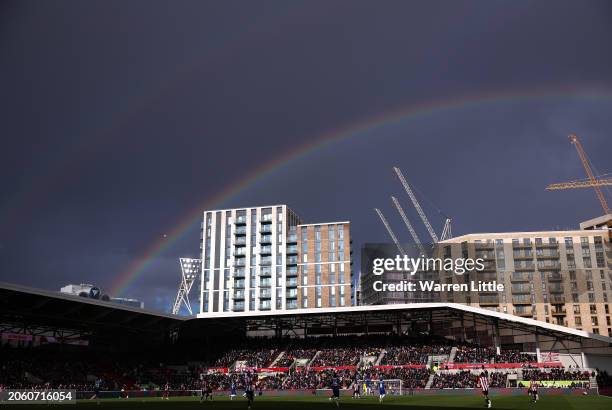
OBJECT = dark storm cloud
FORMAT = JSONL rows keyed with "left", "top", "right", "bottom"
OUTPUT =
{"left": 1, "top": 0, "right": 610, "bottom": 310}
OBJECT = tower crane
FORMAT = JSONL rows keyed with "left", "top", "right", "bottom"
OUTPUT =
{"left": 393, "top": 166, "right": 453, "bottom": 243}
{"left": 374, "top": 208, "right": 406, "bottom": 256}
{"left": 391, "top": 196, "right": 426, "bottom": 255}
{"left": 545, "top": 134, "right": 611, "bottom": 215}
{"left": 393, "top": 167, "right": 439, "bottom": 243}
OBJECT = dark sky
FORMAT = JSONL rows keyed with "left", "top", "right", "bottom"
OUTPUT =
{"left": 1, "top": 0, "right": 611, "bottom": 312}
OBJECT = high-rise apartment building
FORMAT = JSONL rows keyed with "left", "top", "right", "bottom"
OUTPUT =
{"left": 359, "top": 215, "right": 611, "bottom": 336}
{"left": 199, "top": 205, "right": 352, "bottom": 314}
{"left": 297, "top": 222, "right": 352, "bottom": 309}
{"left": 438, "top": 215, "right": 611, "bottom": 336}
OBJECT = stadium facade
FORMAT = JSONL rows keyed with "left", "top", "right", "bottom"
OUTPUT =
{"left": 199, "top": 205, "right": 353, "bottom": 314}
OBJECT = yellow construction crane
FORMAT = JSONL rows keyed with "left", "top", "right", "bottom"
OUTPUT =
{"left": 545, "top": 134, "right": 612, "bottom": 214}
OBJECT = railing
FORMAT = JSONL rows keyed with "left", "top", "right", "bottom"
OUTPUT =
{"left": 286, "top": 256, "right": 298, "bottom": 265}
{"left": 512, "top": 295, "right": 532, "bottom": 304}
{"left": 511, "top": 273, "right": 531, "bottom": 282}
{"left": 235, "top": 227, "right": 247, "bottom": 235}
{"left": 550, "top": 295, "right": 565, "bottom": 304}
{"left": 287, "top": 234, "right": 297, "bottom": 243}
{"left": 514, "top": 306, "right": 532, "bottom": 316}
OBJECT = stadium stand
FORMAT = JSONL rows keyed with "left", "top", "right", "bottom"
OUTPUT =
{"left": 1, "top": 282, "right": 611, "bottom": 396}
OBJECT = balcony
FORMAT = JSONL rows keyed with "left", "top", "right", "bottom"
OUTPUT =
{"left": 286, "top": 245, "right": 298, "bottom": 254}
{"left": 286, "top": 289, "right": 298, "bottom": 298}
{"left": 475, "top": 242, "right": 495, "bottom": 250}
{"left": 234, "top": 259, "right": 246, "bottom": 267}
{"left": 479, "top": 295, "right": 499, "bottom": 306}
{"left": 537, "top": 251, "right": 560, "bottom": 259}
{"left": 234, "top": 280, "right": 245, "bottom": 289}
{"left": 260, "top": 257, "right": 272, "bottom": 266}
{"left": 234, "top": 249, "right": 247, "bottom": 257}
{"left": 551, "top": 306, "right": 566, "bottom": 316}
{"left": 259, "top": 267, "right": 272, "bottom": 277}
{"left": 260, "top": 235, "right": 272, "bottom": 244}
{"left": 260, "top": 246, "right": 272, "bottom": 255}
{"left": 514, "top": 263, "right": 535, "bottom": 271}
{"left": 548, "top": 272, "right": 563, "bottom": 282}
{"left": 234, "top": 269, "right": 245, "bottom": 278}
{"left": 510, "top": 273, "right": 531, "bottom": 282}
{"left": 514, "top": 307, "right": 533, "bottom": 317}
{"left": 511, "top": 285, "right": 531, "bottom": 294}
{"left": 536, "top": 242, "right": 558, "bottom": 249}
{"left": 513, "top": 252, "right": 533, "bottom": 260}
{"left": 261, "top": 214, "right": 273, "bottom": 223}
{"left": 480, "top": 261, "right": 497, "bottom": 271}
{"left": 286, "top": 278, "right": 298, "bottom": 287}
{"left": 260, "top": 226, "right": 272, "bottom": 234}
{"left": 286, "top": 267, "right": 298, "bottom": 276}
{"left": 234, "top": 237, "right": 247, "bottom": 246}
{"left": 550, "top": 295, "right": 566, "bottom": 304}
{"left": 235, "top": 216, "right": 247, "bottom": 225}
{"left": 286, "top": 256, "right": 298, "bottom": 265}
{"left": 233, "top": 291, "right": 245, "bottom": 300}
{"left": 235, "top": 226, "right": 247, "bottom": 236}
{"left": 548, "top": 285, "right": 564, "bottom": 294}
{"left": 512, "top": 295, "right": 532, "bottom": 305}
{"left": 260, "top": 289, "right": 272, "bottom": 298}
{"left": 538, "top": 261, "right": 561, "bottom": 270}
{"left": 259, "top": 280, "right": 271, "bottom": 288}
{"left": 287, "top": 234, "right": 297, "bottom": 243}
{"left": 512, "top": 242, "right": 532, "bottom": 249}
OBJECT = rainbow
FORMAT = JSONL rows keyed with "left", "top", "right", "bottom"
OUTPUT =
{"left": 108, "top": 85, "right": 612, "bottom": 297}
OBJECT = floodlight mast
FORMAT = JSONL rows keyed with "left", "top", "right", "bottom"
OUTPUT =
{"left": 172, "top": 257, "right": 201, "bottom": 315}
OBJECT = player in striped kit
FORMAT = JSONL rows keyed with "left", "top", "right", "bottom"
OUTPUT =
{"left": 528, "top": 378, "right": 539, "bottom": 403}
{"left": 478, "top": 370, "right": 492, "bottom": 408}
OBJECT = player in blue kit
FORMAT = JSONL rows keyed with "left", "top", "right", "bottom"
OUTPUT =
{"left": 230, "top": 380, "right": 237, "bottom": 400}
{"left": 378, "top": 376, "right": 386, "bottom": 403}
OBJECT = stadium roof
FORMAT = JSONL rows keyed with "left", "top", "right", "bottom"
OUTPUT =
{"left": 0, "top": 282, "right": 185, "bottom": 336}
{"left": 1, "top": 282, "right": 610, "bottom": 352}
{"left": 196, "top": 303, "right": 612, "bottom": 349}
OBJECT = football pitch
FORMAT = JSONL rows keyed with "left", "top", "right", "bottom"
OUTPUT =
{"left": 5, "top": 394, "right": 610, "bottom": 410}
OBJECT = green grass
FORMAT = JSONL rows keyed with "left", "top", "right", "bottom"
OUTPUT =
{"left": 5, "top": 394, "right": 610, "bottom": 410}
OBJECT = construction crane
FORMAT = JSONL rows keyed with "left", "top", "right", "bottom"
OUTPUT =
{"left": 391, "top": 196, "right": 426, "bottom": 255}
{"left": 545, "top": 134, "right": 611, "bottom": 215}
{"left": 393, "top": 167, "right": 439, "bottom": 243}
{"left": 440, "top": 218, "right": 453, "bottom": 241}
{"left": 374, "top": 208, "right": 406, "bottom": 256}
{"left": 393, "top": 166, "right": 454, "bottom": 243}
{"left": 172, "top": 257, "right": 201, "bottom": 315}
